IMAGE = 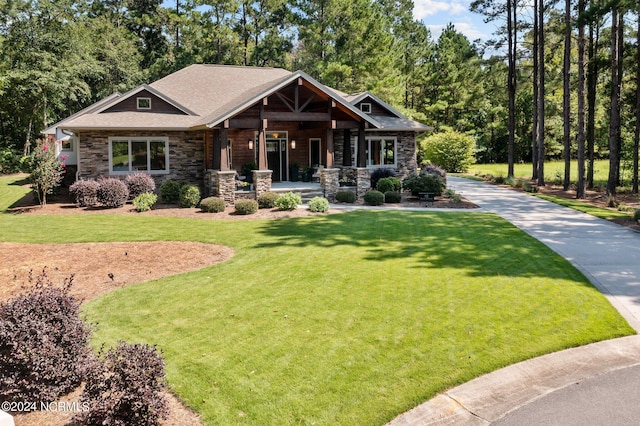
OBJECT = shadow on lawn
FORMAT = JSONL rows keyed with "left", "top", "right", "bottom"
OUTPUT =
{"left": 255, "top": 210, "right": 590, "bottom": 281}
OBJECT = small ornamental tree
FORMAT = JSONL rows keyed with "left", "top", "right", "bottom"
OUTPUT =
{"left": 420, "top": 131, "right": 475, "bottom": 173}
{"left": 26, "top": 139, "right": 65, "bottom": 206}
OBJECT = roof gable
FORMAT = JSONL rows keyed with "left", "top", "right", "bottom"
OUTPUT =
{"left": 94, "top": 84, "right": 197, "bottom": 116}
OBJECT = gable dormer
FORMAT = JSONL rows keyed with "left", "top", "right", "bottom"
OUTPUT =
{"left": 102, "top": 89, "right": 189, "bottom": 115}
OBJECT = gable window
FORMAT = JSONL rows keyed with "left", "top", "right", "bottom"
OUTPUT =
{"left": 109, "top": 137, "right": 169, "bottom": 174}
{"left": 137, "top": 97, "right": 151, "bottom": 110}
{"left": 360, "top": 103, "right": 372, "bottom": 114}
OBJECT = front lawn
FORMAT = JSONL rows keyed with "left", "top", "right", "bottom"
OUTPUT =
{"left": 0, "top": 175, "right": 634, "bottom": 424}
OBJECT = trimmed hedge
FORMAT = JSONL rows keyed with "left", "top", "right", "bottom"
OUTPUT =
{"left": 125, "top": 173, "right": 156, "bottom": 199}
{"left": 133, "top": 193, "right": 158, "bottom": 212}
{"left": 377, "top": 177, "right": 401, "bottom": 193}
{"left": 335, "top": 190, "right": 356, "bottom": 203}
{"left": 274, "top": 192, "right": 302, "bottom": 211}
{"left": 364, "top": 190, "right": 384, "bottom": 206}
{"left": 200, "top": 197, "right": 226, "bottom": 213}
{"left": 160, "top": 180, "right": 181, "bottom": 204}
{"left": 258, "top": 191, "right": 279, "bottom": 209}
{"left": 384, "top": 191, "right": 402, "bottom": 203}
{"left": 235, "top": 199, "right": 258, "bottom": 215}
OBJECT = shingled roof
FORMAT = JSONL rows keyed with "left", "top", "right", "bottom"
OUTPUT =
{"left": 60, "top": 64, "right": 430, "bottom": 132}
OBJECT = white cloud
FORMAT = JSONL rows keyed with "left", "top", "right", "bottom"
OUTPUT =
{"left": 426, "top": 22, "right": 487, "bottom": 42}
{"left": 413, "top": 0, "right": 469, "bottom": 20}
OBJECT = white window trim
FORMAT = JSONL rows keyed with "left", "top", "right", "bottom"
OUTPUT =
{"left": 108, "top": 137, "right": 170, "bottom": 175}
{"left": 360, "top": 103, "right": 372, "bottom": 114}
{"left": 137, "top": 97, "right": 152, "bottom": 110}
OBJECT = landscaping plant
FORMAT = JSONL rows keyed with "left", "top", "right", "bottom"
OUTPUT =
{"left": 160, "top": 180, "right": 181, "bottom": 204}
{"left": 308, "top": 196, "right": 330, "bottom": 213}
{"left": 370, "top": 168, "right": 394, "bottom": 191}
{"left": 420, "top": 130, "right": 475, "bottom": 172}
{"left": 258, "top": 191, "right": 279, "bottom": 209}
{"left": 25, "top": 139, "right": 65, "bottom": 206}
{"left": 179, "top": 184, "right": 201, "bottom": 208}
{"left": 274, "top": 192, "right": 302, "bottom": 210}
{"left": 364, "top": 190, "right": 384, "bottom": 206}
{"left": 133, "top": 192, "right": 158, "bottom": 212}
{"left": 125, "top": 173, "right": 156, "bottom": 199}
{"left": 402, "top": 173, "right": 445, "bottom": 196}
{"left": 0, "top": 270, "right": 91, "bottom": 404}
{"left": 69, "top": 179, "right": 100, "bottom": 207}
{"left": 335, "top": 190, "right": 356, "bottom": 203}
{"left": 234, "top": 199, "right": 258, "bottom": 215}
{"left": 384, "top": 191, "right": 402, "bottom": 203}
{"left": 376, "top": 177, "right": 401, "bottom": 193}
{"left": 75, "top": 341, "right": 168, "bottom": 426}
{"left": 200, "top": 197, "right": 226, "bottom": 213}
{"left": 97, "top": 177, "right": 129, "bottom": 208}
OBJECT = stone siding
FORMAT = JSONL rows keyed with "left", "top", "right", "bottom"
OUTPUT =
{"left": 77, "top": 130, "right": 206, "bottom": 190}
{"left": 356, "top": 168, "right": 371, "bottom": 200}
{"left": 253, "top": 170, "right": 272, "bottom": 198}
{"left": 321, "top": 168, "right": 340, "bottom": 201}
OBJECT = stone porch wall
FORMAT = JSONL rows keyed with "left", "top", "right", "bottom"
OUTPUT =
{"left": 77, "top": 130, "right": 206, "bottom": 190}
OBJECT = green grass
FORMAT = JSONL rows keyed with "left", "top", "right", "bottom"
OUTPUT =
{"left": 0, "top": 177, "right": 634, "bottom": 425}
{"left": 0, "top": 174, "right": 32, "bottom": 211}
{"left": 533, "top": 193, "right": 631, "bottom": 220}
{"left": 467, "top": 160, "right": 611, "bottom": 186}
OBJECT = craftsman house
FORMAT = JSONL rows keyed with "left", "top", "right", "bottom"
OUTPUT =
{"left": 47, "top": 64, "right": 430, "bottom": 202}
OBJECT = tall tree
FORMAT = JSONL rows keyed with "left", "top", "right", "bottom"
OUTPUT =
{"left": 576, "top": 0, "right": 586, "bottom": 198}
{"left": 536, "top": 0, "right": 546, "bottom": 186}
{"left": 607, "top": 6, "right": 622, "bottom": 197}
{"left": 562, "top": 0, "right": 572, "bottom": 190}
{"left": 634, "top": 6, "right": 640, "bottom": 194}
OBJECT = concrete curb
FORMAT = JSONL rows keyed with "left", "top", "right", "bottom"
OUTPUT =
{"left": 388, "top": 335, "right": 640, "bottom": 425}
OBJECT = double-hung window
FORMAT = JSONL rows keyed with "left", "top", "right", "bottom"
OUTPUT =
{"left": 109, "top": 137, "right": 169, "bottom": 174}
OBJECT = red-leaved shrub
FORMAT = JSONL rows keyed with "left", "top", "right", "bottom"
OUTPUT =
{"left": 69, "top": 179, "right": 100, "bottom": 207}
{"left": 97, "top": 177, "right": 129, "bottom": 208}
{"left": 125, "top": 173, "right": 156, "bottom": 199}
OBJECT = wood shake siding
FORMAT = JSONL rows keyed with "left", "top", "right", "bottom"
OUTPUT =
{"left": 78, "top": 131, "right": 206, "bottom": 188}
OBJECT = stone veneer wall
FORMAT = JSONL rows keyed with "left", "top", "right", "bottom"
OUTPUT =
{"left": 321, "top": 168, "right": 340, "bottom": 201}
{"left": 332, "top": 130, "right": 418, "bottom": 180}
{"left": 356, "top": 168, "right": 371, "bottom": 199}
{"left": 253, "top": 170, "right": 272, "bottom": 198}
{"left": 216, "top": 171, "right": 236, "bottom": 205}
{"left": 78, "top": 130, "right": 206, "bottom": 189}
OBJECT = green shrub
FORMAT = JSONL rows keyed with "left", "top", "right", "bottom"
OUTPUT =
{"left": 125, "top": 173, "right": 156, "bottom": 199}
{"left": 420, "top": 130, "right": 475, "bottom": 172}
{"left": 69, "top": 179, "right": 100, "bottom": 207}
{"left": 97, "top": 177, "right": 129, "bottom": 208}
{"left": 200, "top": 197, "right": 226, "bottom": 213}
{"left": 26, "top": 139, "right": 65, "bottom": 206}
{"left": 421, "top": 164, "right": 447, "bottom": 183}
{"left": 335, "top": 190, "right": 356, "bottom": 203}
{"left": 160, "top": 180, "right": 181, "bottom": 204}
{"left": 402, "top": 173, "right": 445, "bottom": 196}
{"left": 75, "top": 342, "right": 168, "bottom": 426}
{"left": 235, "top": 199, "right": 258, "bottom": 215}
{"left": 258, "top": 191, "right": 279, "bottom": 209}
{"left": 0, "top": 270, "right": 91, "bottom": 404}
{"left": 634, "top": 209, "right": 640, "bottom": 223}
{"left": 133, "top": 192, "right": 158, "bottom": 212}
{"left": 370, "top": 168, "right": 394, "bottom": 190}
{"left": 274, "top": 192, "right": 302, "bottom": 210}
{"left": 493, "top": 175, "right": 505, "bottom": 184}
{"left": 377, "top": 177, "right": 401, "bottom": 193}
{"left": 0, "top": 148, "right": 24, "bottom": 174}
{"left": 308, "top": 196, "right": 330, "bottom": 213}
{"left": 384, "top": 191, "right": 402, "bottom": 203}
{"left": 179, "top": 185, "right": 201, "bottom": 208}
{"left": 364, "top": 190, "right": 384, "bottom": 206}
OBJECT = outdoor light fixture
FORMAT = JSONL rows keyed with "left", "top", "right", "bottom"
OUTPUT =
{"left": 248, "top": 139, "right": 254, "bottom": 150}
{"left": 290, "top": 140, "right": 296, "bottom": 149}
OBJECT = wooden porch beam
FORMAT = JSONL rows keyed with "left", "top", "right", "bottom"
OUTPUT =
{"left": 275, "top": 92, "right": 295, "bottom": 112}
{"left": 228, "top": 118, "right": 261, "bottom": 128}
{"left": 262, "top": 112, "right": 331, "bottom": 121}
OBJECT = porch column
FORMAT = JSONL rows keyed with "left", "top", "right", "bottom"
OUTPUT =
{"left": 216, "top": 170, "right": 236, "bottom": 205}
{"left": 356, "top": 168, "right": 371, "bottom": 200}
{"left": 258, "top": 120, "right": 268, "bottom": 170}
{"left": 321, "top": 168, "right": 339, "bottom": 201}
{"left": 343, "top": 129, "right": 352, "bottom": 167}
{"left": 212, "top": 129, "right": 221, "bottom": 169}
{"left": 326, "top": 128, "right": 334, "bottom": 167}
{"left": 357, "top": 121, "right": 366, "bottom": 168}
{"left": 253, "top": 169, "right": 272, "bottom": 198}
{"left": 219, "top": 128, "right": 230, "bottom": 171}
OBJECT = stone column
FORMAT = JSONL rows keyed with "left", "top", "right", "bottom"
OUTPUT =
{"left": 321, "top": 168, "right": 340, "bottom": 201}
{"left": 205, "top": 170, "right": 218, "bottom": 197}
{"left": 253, "top": 169, "right": 272, "bottom": 198}
{"left": 216, "top": 170, "right": 236, "bottom": 205}
{"left": 356, "top": 168, "right": 371, "bottom": 200}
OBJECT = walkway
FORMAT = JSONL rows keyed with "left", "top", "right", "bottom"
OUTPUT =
{"left": 388, "top": 176, "right": 640, "bottom": 425}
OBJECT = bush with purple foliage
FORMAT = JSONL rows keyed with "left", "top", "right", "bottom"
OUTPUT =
{"left": 75, "top": 341, "right": 169, "bottom": 426}
{"left": 125, "top": 173, "right": 156, "bottom": 199}
{"left": 69, "top": 179, "right": 100, "bottom": 207}
{"left": 0, "top": 270, "right": 91, "bottom": 404}
{"left": 97, "top": 177, "right": 129, "bottom": 208}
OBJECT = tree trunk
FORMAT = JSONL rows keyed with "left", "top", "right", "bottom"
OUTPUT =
{"left": 607, "top": 7, "right": 620, "bottom": 197}
{"left": 507, "top": 0, "right": 516, "bottom": 178}
{"left": 532, "top": 0, "right": 539, "bottom": 180}
{"left": 536, "top": 0, "right": 545, "bottom": 186}
{"left": 563, "top": 0, "right": 572, "bottom": 190}
{"left": 576, "top": 0, "right": 586, "bottom": 198}
{"left": 586, "top": 14, "right": 599, "bottom": 189}
{"left": 635, "top": 10, "right": 640, "bottom": 194}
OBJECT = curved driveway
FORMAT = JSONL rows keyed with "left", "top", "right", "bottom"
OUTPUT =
{"left": 389, "top": 177, "right": 640, "bottom": 425}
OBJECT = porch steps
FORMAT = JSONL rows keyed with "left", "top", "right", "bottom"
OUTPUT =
{"left": 271, "top": 187, "right": 324, "bottom": 203}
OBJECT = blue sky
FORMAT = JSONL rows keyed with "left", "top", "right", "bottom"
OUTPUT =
{"left": 413, "top": 0, "right": 502, "bottom": 44}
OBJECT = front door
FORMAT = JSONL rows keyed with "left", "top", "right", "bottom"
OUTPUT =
{"left": 266, "top": 140, "right": 281, "bottom": 182}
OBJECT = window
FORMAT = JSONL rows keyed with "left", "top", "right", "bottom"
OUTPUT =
{"left": 360, "top": 103, "right": 372, "bottom": 114}
{"left": 60, "top": 137, "right": 73, "bottom": 151}
{"left": 137, "top": 97, "right": 151, "bottom": 110}
{"left": 109, "top": 137, "right": 169, "bottom": 174}
{"left": 352, "top": 136, "right": 397, "bottom": 168}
